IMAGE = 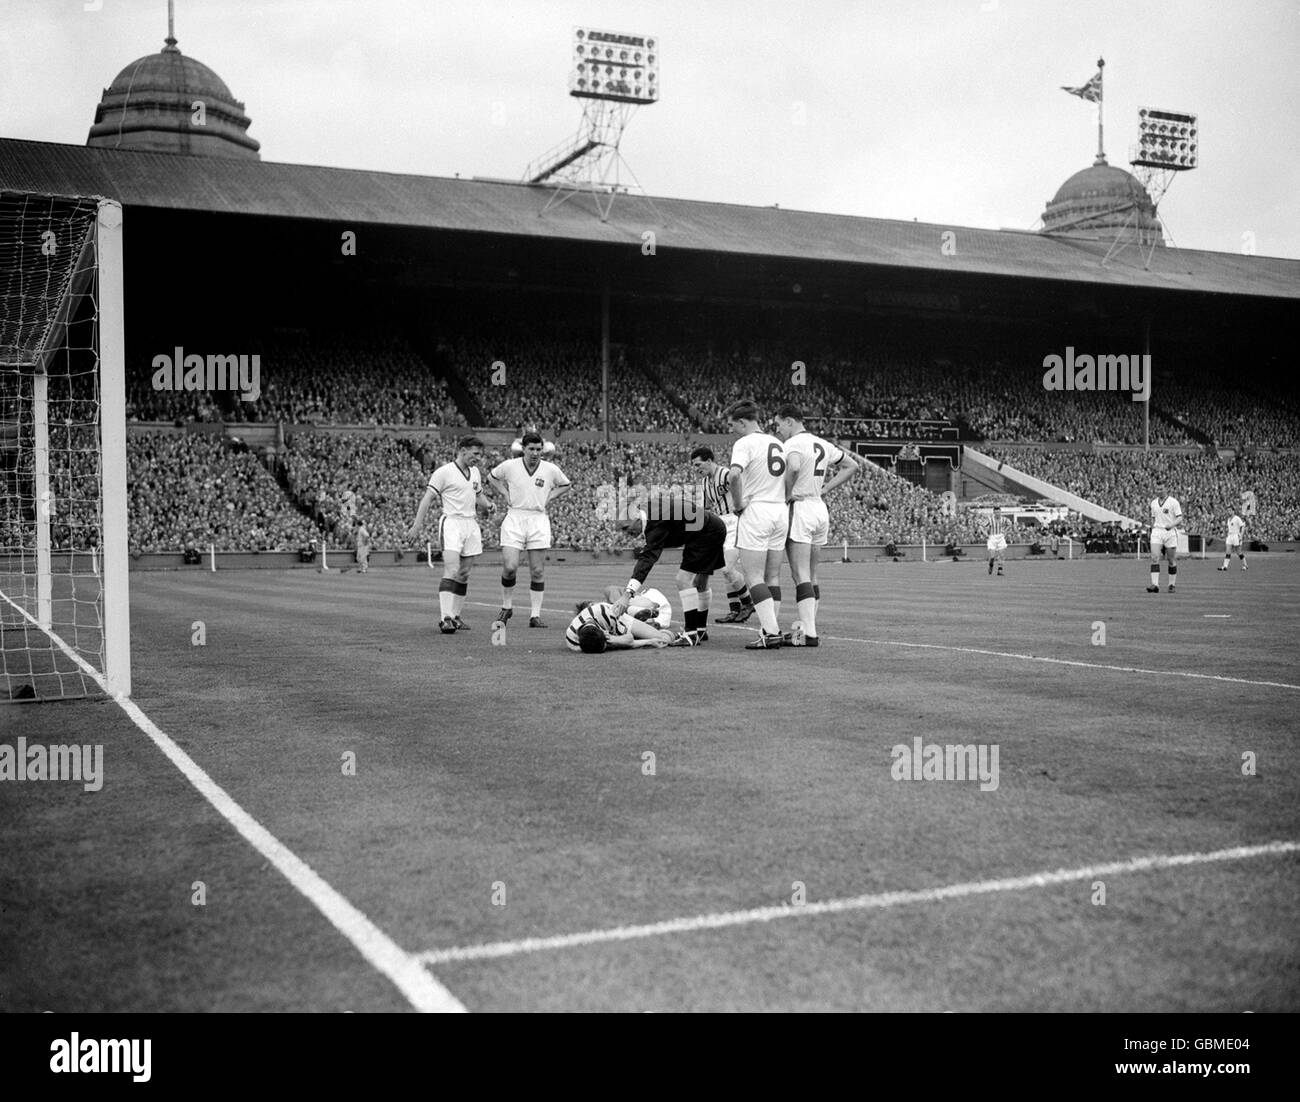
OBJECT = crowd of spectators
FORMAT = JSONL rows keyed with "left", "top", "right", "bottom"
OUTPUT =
{"left": 127, "top": 433, "right": 319, "bottom": 552}
{"left": 453, "top": 337, "right": 694, "bottom": 433}
{"left": 1155, "top": 378, "right": 1300, "bottom": 449}
{"left": 116, "top": 325, "right": 1300, "bottom": 457}
{"left": 126, "top": 331, "right": 466, "bottom": 428}
{"left": 281, "top": 432, "right": 431, "bottom": 550}
{"left": 986, "top": 447, "right": 1300, "bottom": 542}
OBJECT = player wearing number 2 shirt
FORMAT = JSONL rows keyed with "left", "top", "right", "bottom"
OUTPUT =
{"left": 773, "top": 404, "right": 860, "bottom": 647}
{"left": 724, "top": 399, "right": 794, "bottom": 649}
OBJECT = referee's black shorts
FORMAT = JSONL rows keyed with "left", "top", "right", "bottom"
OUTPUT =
{"left": 680, "top": 513, "right": 727, "bottom": 576}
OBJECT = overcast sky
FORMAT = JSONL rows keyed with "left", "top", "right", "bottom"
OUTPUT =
{"left": 3, "top": 0, "right": 1297, "bottom": 258}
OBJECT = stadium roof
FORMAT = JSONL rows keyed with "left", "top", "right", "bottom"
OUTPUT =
{"left": 2, "top": 139, "right": 1297, "bottom": 300}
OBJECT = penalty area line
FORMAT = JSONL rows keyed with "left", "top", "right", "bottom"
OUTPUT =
{"left": 416, "top": 841, "right": 1300, "bottom": 966}
{"left": 0, "top": 589, "right": 465, "bottom": 1013}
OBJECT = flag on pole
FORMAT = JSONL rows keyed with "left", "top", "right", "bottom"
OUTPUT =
{"left": 1062, "top": 70, "right": 1102, "bottom": 103}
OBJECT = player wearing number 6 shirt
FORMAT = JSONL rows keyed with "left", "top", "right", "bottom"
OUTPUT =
{"left": 773, "top": 405, "right": 860, "bottom": 646}
{"left": 724, "top": 399, "right": 795, "bottom": 649}
{"left": 489, "top": 433, "right": 572, "bottom": 627}
{"left": 407, "top": 436, "right": 492, "bottom": 634}
{"left": 1146, "top": 480, "right": 1183, "bottom": 593}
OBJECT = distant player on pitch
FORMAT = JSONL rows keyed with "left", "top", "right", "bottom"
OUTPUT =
{"left": 490, "top": 432, "right": 572, "bottom": 627}
{"left": 408, "top": 436, "right": 493, "bottom": 633}
{"left": 986, "top": 509, "right": 1008, "bottom": 576}
{"left": 725, "top": 400, "right": 795, "bottom": 649}
{"left": 1147, "top": 481, "right": 1184, "bottom": 593}
{"left": 688, "top": 445, "right": 754, "bottom": 623}
{"left": 772, "top": 404, "right": 860, "bottom": 646}
{"left": 1219, "top": 511, "right": 1247, "bottom": 571}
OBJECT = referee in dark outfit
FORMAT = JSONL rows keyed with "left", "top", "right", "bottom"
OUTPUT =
{"left": 609, "top": 488, "right": 727, "bottom": 645}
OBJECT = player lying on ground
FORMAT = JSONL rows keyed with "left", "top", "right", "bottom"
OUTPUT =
{"left": 565, "top": 601, "right": 677, "bottom": 652}
{"left": 407, "top": 435, "right": 493, "bottom": 633}
{"left": 1147, "top": 480, "right": 1183, "bottom": 593}
{"left": 608, "top": 487, "right": 727, "bottom": 646}
{"left": 773, "top": 404, "right": 860, "bottom": 646}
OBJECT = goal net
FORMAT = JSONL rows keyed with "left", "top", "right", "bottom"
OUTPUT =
{"left": 0, "top": 192, "right": 130, "bottom": 702}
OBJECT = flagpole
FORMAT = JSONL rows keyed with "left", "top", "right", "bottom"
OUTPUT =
{"left": 1096, "top": 57, "right": 1105, "bottom": 164}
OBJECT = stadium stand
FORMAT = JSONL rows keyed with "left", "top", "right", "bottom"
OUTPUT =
{"left": 986, "top": 448, "right": 1300, "bottom": 542}
{"left": 127, "top": 330, "right": 467, "bottom": 428}
{"left": 128, "top": 432, "right": 319, "bottom": 552}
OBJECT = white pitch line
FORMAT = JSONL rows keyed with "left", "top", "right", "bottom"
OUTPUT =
{"left": 417, "top": 841, "right": 1300, "bottom": 966}
{"left": 0, "top": 590, "right": 465, "bottom": 1014}
{"left": 815, "top": 634, "right": 1300, "bottom": 690}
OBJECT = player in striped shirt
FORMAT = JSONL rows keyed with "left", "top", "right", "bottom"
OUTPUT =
{"left": 986, "top": 509, "right": 1008, "bottom": 577}
{"left": 407, "top": 436, "right": 493, "bottom": 633}
{"left": 489, "top": 433, "right": 572, "bottom": 627}
{"left": 1218, "top": 512, "right": 1247, "bottom": 571}
{"left": 689, "top": 446, "right": 754, "bottom": 622}
{"left": 565, "top": 601, "right": 676, "bottom": 653}
{"left": 1146, "top": 481, "right": 1183, "bottom": 593}
{"left": 773, "top": 405, "right": 860, "bottom": 645}
{"left": 725, "top": 399, "right": 795, "bottom": 649}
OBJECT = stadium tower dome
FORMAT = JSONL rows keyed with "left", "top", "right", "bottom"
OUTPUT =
{"left": 1040, "top": 155, "right": 1161, "bottom": 244}
{"left": 86, "top": 15, "right": 259, "bottom": 159}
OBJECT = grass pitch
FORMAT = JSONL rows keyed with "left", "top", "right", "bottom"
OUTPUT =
{"left": 2, "top": 554, "right": 1297, "bottom": 1012}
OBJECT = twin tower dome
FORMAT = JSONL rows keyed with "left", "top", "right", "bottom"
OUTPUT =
{"left": 86, "top": 22, "right": 259, "bottom": 160}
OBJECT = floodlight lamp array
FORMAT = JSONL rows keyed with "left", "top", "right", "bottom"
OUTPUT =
{"left": 570, "top": 28, "right": 658, "bottom": 103}
{"left": 1134, "top": 108, "right": 1198, "bottom": 169}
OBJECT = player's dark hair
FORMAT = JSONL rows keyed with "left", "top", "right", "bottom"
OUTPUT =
{"left": 457, "top": 435, "right": 484, "bottom": 451}
{"left": 775, "top": 403, "right": 803, "bottom": 422}
{"left": 577, "top": 623, "right": 607, "bottom": 654}
{"left": 521, "top": 432, "right": 544, "bottom": 447}
{"left": 689, "top": 446, "right": 714, "bottom": 462}
{"left": 723, "top": 400, "right": 760, "bottom": 423}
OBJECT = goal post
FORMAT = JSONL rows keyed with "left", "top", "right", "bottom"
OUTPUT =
{"left": 98, "top": 199, "right": 130, "bottom": 698}
{"left": 0, "top": 191, "right": 130, "bottom": 701}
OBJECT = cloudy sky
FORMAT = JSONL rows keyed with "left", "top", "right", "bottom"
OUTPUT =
{"left": 3, "top": 0, "right": 1297, "bottom": 258}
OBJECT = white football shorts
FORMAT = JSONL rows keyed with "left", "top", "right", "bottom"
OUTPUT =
{"left": 439, "top": 515, "right": 483, "bottom": 557}
{"left": 1150, "top": 527, "right": 1179, "bottom": 553}
{"left": 499, "top": 509, "right": 552, "bottom": 550}
{"left": 788, "top": 499, "right": 830, "bottom": 547}
{"left": 735, "top": 500, "right": 788, "bottom": 552}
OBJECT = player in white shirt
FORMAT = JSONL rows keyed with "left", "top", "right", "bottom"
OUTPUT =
{"left": 986, "top": 510, "right": 1008, "bottom": 577}
{"left": 1218, "top": 512, "right": 1248, "bottom": 571}
{"left": 772, "top": 405, "right": 860, "bottom": 646}
{"left": 489, "top": 433, "right": 572, "bottom": 627}
{"left": 689, "top": 445, "right": 754, "bottom": 623}
{"left": 724, "top": 400, "right": 796, "bottom": 649}
{"left": 599, "top": 584, "right": 673, "bottom": 629}
{"left": 1146, "top": 481, "right": 1184, "bottom": 593}
{"left": 407, "top": 436, "right": 493, "bottom": 633}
